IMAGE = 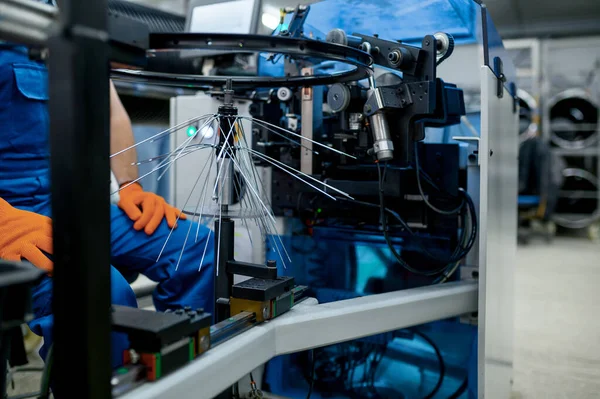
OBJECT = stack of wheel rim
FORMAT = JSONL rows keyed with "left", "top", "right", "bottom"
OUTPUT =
{"left": 518, "top": 89, "right": 538, "bottom": 142}
{"left": 549, "top": 89, "right": 600, "bottom": 228}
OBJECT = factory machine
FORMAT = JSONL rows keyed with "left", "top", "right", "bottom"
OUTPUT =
{"left": 0, "top": 0, "right": 517, "bottom": 399}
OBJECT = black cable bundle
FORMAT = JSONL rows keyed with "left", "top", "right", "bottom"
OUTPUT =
{"left": 377, "top": 160, "right": 477, "bottom": 277}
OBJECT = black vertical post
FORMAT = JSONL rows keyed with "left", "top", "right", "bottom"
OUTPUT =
{"left": 214, "top": 218, "right": 235, "bottom": 399}
{"left": 49, "top": 0, "right": 111, "bottom": 397}
{"left": 214, "top": 219, "right": 235, "bottom": 323}
{"left": 214, "top": 100, "right": 237, "bottom": 324}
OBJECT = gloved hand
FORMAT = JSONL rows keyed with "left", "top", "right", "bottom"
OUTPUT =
{"left": 0, "top": 198, "right": 53, "bottom": 272}
{"left": 118, "top": 182, "right": 186, "bottom": 235}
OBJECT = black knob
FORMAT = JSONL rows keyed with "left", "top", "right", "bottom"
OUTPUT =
{"left": 175, "top": 309, "right": 184, "bottom": 315}
{"left": 184, "top": 306, "right": 192, "bottom": 312}
{"left": 267, "top": 260, "right": 277, "bottom": 268}
{"left": 197, "top": 308, "right": 205, "bottom": 314}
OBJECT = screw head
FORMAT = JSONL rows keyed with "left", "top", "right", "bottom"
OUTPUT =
{"left": 199, "top": 335, "right": 210, "bottom": 352}
{"left": 365, "top": 104, "right": 372, "bottom": 113}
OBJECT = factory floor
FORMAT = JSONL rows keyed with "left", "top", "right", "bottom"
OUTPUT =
{"left": 511, "top": 235, "right": 600, "bottom": 399}
{"left": 7, "top": 236, "right": 600, "bottom": 399}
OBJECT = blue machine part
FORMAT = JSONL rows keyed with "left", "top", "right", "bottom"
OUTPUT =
{"left": 264, "top": 226, "right": 477, "bottom": 398}
{"left": 255, "top": 15, "right": 484, "bottom": 392}
{"left": 305, "top": 0, "right": 479, "bottom": 45}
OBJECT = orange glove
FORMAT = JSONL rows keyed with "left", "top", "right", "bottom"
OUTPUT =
{"left": 0, "top": 198, "right": 53, "bottom": 272}
{"left": 118, "top": 182, "right": 186, "bottom": 235}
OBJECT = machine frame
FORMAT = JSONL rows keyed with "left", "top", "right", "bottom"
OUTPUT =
{"left": 0, "top": 1, "right": 517, "bottom": 398}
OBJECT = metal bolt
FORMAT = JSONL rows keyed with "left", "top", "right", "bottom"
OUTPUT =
{"left": 388, "top": 50, "right": 402, "bottom": 66}
{"left": 129, "top": 350, "right": 140, "bottom": 364}
{"left": 425, "top": 40, "right": 430, "bottom": 46}
{"left": 200, "top": 335, "right": 210, "bottom": 352}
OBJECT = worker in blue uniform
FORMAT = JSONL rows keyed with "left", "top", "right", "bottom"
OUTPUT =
{"left": 0, "top": 45, "right": 215, "bottom": 368}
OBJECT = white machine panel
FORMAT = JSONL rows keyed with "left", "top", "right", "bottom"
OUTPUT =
{"left": 478, "top": 66, "right": 518, "bottom": 399}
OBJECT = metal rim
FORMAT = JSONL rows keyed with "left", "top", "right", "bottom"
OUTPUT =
{"left": 112, "top": 33, "right": 374, "bottom": 88}
{"left": 548, "top": 89, "right": 599, "bottom": 150}
{"left": 517, "top": 88, "right": 538, "bottom": 137}
{"left": 553, "top": 168, "right": 600, "bottom": 229}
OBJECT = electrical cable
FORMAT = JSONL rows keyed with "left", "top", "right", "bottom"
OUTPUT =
{"left": 448, "top": 377, "right": 468, "bottom": 399}
{"left": 415, "top": 189, "right": 477, "bottom": 265}
{"left": 377, "top": 162, "right": 476, "bottom": 275}
{"left": 409, "top": 330, "right": 445, "bottom": 399}
{"left": 369, "top": 343, "right": 387, "bottom": 395}
{"left": 334, "top": 196, "right": 414, "bottom": 234}
{"left": 306, "top": 349, "right": 315, "bottom": 399}
{"left": 414, "top": 142, "right": 464, "bottom": 215}
{"left": 435, "top": 206, "right": 472, "bottom": 284}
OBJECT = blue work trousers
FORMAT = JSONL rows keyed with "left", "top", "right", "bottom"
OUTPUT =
{"left": 0, "top": 47, "right": 215, "bottom": 369}
{"left": 29, "top": 208, "right": 215, "bottom": 368}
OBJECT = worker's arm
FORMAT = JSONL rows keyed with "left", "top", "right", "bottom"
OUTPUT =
{"left": 110, "top": 80, "right": 139, "bottom": 186}
{"left": 110, "top": 80, "right": 186, "bottom": 235}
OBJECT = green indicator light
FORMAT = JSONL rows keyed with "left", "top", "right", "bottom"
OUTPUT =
{"left": 187, "top": 126, "right": 197, "bottom": 137}
{"left": 317, "top": 208, "right": 322, "bottom": 213}
{"left": 117, "top": 367, "right": 128, "bottom": 375}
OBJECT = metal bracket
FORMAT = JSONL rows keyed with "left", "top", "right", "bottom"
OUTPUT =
{"left": 226, "top": 260, "right": 278, "bottom": 280}
{"left": 363, "top": 80, "right": 437, "bottom": 117}
{"left": 363, "top": 86, "right": 412, "bottom": 116}
{"left": 279, "top": 5, "right": 310, "bottom": 38}
{"left": 493, "top": 56, "right": 506, "bottom": 98}
{"left": 452, "top": 136, "right": 480, "bottom": 166}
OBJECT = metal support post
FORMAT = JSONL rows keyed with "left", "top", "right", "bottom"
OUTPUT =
{"left": 214, "top": 218, "right": 235, "bottom": 323}
{"left": 48, "top": 0, "right": 112, "bottom": 397}
{"left": 300, "top": 67, "right": 314, "bottom": 175}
